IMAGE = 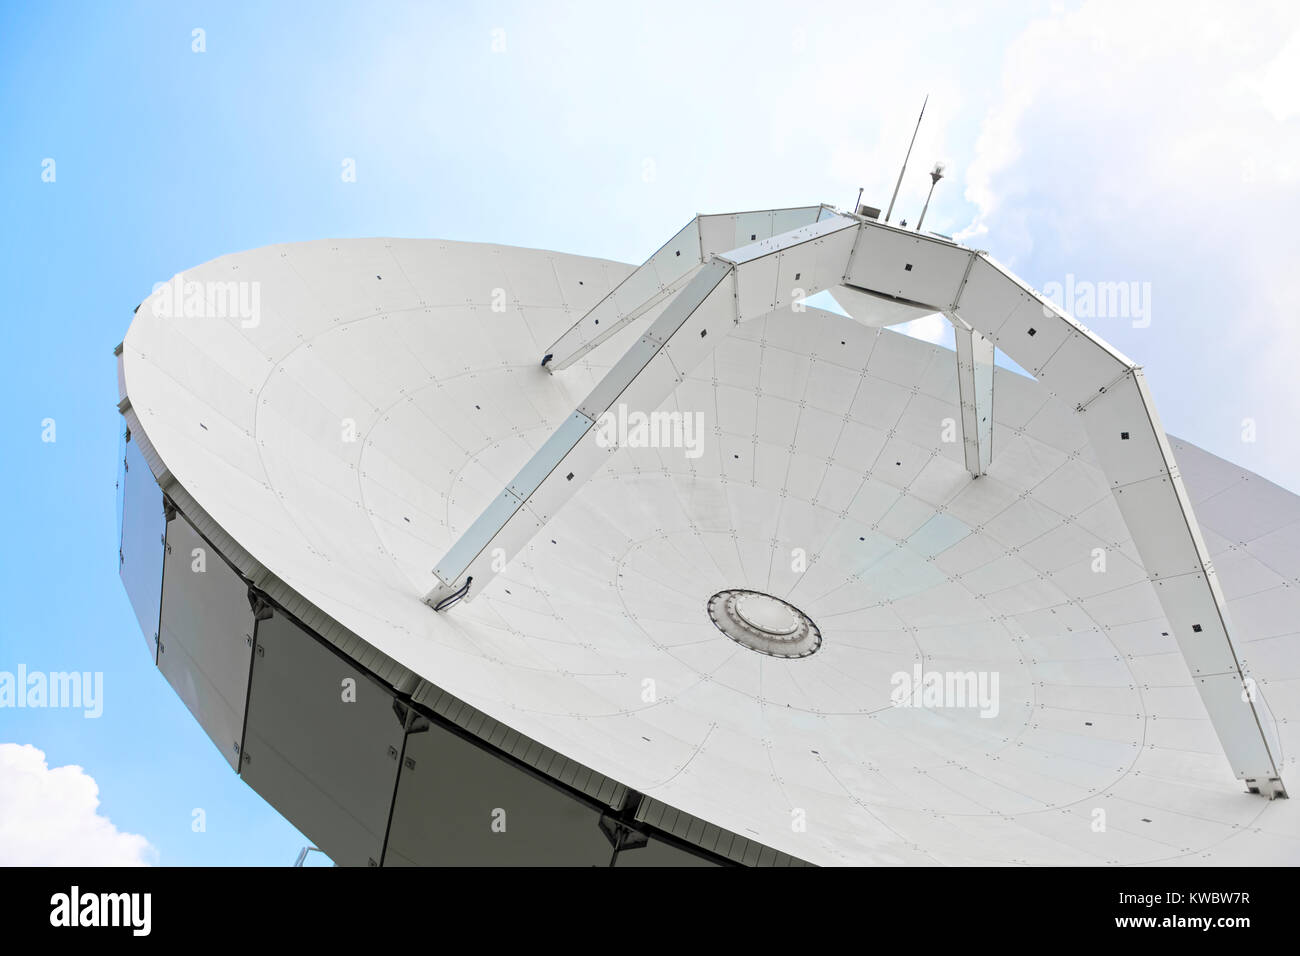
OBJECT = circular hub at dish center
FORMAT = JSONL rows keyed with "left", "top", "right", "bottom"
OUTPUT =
{"left": 735, "top": 593, "right": 800, "bottom": 634}
{"left": 707, "top": 589, "right": 821, "bottom": 659}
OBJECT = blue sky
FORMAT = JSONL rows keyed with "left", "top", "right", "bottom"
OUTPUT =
{"left": 1, "top": 0, "right": 1297, "bottom": 865}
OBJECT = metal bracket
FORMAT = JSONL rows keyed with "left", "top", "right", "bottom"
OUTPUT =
{"left": 247, "top": 588, "right": 275, "bottom": 621}
{"left": 1246, "top": 777, "right": 1288, "bottom": 799}
{"left": 598, "top": 791, "right": 649, "bottom": 860}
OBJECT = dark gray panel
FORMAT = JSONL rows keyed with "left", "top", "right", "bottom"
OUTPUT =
{"left": 614, "top": 835, "right": 720, "bottom": 867}
{"left": 157, "top": 515, "right": 254, "bottom": 771}
{"left": 383, "top": 722, "right": 613, "bottom": 866}
{"left": 119, "top": 435, "right": 165, "bottom": 660}
{"left": 240, "top": 611, "right": 405, "bottom": 867}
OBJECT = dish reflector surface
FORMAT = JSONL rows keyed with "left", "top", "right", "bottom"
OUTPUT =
{"left": 120, "top": 237, "right": 1300, "bottom": 865}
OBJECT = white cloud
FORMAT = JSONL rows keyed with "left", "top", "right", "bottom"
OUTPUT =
{"left": 956, "top": 0, "right": 1300, "bottom": 488}
{"left": 0, "top": 744, "right": 155, "bottom": 866}
{"left": 964, "top": 0, "right": 1300, "bottom": 249}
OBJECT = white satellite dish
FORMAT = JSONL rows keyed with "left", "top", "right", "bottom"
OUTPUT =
{"left": 116, "top": 205, "right": 1299, "bottom": 866}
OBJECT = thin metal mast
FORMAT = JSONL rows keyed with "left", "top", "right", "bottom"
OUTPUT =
{"left": 884, "top": 95, "right": 927, "bottom": 223}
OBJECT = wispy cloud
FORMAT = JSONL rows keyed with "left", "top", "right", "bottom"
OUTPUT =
{"left": 955, "top": 0, "right": 1300, "bottom": 488}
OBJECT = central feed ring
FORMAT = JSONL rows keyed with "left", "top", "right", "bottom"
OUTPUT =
{"left": 707, "top": 589, "right": 822, "bottom": 659}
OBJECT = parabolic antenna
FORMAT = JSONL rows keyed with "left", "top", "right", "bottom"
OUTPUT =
{"left": 115, "top": 205, "right": 1300, "bottom": 866}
